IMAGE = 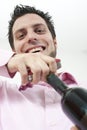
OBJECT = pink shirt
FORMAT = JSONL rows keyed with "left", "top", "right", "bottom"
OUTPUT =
{"left": 0, "top": 49, "right": 82, "bottom": 130}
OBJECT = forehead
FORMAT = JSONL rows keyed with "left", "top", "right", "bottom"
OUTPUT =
{"left": 13, "top": 14, "right": 48, "bottom": 33}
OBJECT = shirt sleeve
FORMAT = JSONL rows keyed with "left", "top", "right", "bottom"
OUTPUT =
{"left": 0, "top": 49, "right": 15, "bottom": 77}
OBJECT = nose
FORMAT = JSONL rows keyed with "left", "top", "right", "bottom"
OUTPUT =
{"left": 27, "top": 30, "right": 38, "bottom": 44}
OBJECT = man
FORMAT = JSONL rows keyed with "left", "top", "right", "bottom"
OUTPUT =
{"left": 0, "top": 4, "right": 79, "bottom": 130}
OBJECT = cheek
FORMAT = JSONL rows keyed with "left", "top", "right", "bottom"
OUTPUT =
{"left": 14, "top": 42, "right": 22, "bottom": 53}
{"left": 48, "top": 42, "right": 56, "bottom": 56}
{"left": 48, "top": 39, "right": 56, "bottom": 49}
{"left": 43, "top": 33, "right": 53, "bottom": 42}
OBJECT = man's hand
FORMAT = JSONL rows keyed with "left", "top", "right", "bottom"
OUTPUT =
{"left": 7, "top": 52, "right": 57, "bottom": 85}
{"left": 71, "top": 126, "right": 80, "bottom": 130}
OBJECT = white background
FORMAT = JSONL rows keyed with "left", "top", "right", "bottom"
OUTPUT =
{"left": 0, "top": 0, "right": 87, "bottom": 84}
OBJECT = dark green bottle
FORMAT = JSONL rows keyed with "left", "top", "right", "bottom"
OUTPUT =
{"left": 47, "top": 73, "right": 87, "bottom": 130}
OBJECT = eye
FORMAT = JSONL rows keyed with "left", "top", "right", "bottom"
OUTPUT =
{"left": 35, "top": 27, "right": 46, "bottom": 34}
{"left": 17, "top": 33, "right": 25, "bottom": 40}
{"left": 19, "top": 34, "right": 25, "bottom": 39}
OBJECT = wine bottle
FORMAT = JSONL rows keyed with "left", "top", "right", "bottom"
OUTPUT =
{"left": 47, "top": 73, "right": 87, "bottom": 130}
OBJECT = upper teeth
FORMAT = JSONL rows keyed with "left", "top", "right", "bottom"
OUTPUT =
{"left": 29, "top": 47, "right": 43, "bottom": 53}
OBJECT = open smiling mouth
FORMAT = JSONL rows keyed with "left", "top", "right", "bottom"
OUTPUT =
{"left": 26, "top": 46, "right": 46, "bottom": 53}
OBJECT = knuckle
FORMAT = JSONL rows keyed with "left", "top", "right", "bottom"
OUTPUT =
{"left": 50, "top": 58, "right": 55, "bottom": 64}
{"left": 32, "top": 67, "right": 41, "bottom": 74}
{"left": 43, "top": 67, "right": 49, "bottom": 75}
{"left": 21, "top": 71, "right": 28, "bottom": 78}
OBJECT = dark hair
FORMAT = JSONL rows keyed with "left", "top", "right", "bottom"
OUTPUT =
{"left": 8, "top": 4, "right": 56, "bottom": 49}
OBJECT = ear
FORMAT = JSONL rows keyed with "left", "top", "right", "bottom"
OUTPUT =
{"left": 53, "top": 38, "right": 57, "bottom": 47}
{"left": 12, "top": 45, "right": 16, "bottom": 52}
{"left": 12, "top": 48, "right": 15, "bottom": 52}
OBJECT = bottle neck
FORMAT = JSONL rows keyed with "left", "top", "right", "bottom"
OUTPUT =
{"left": 47, "top": 73, "right": 68, "bottom": 95}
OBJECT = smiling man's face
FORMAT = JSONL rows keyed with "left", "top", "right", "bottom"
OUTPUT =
{"left": 12, "top": 13, "right": 57, "bottom": 57}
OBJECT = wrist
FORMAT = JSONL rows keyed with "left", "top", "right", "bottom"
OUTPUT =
{"left": 5, "top": 63, "right": 16, "bottom": 78}
{"left": 6, "top": 53, "right": 17, "bottom": 78}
